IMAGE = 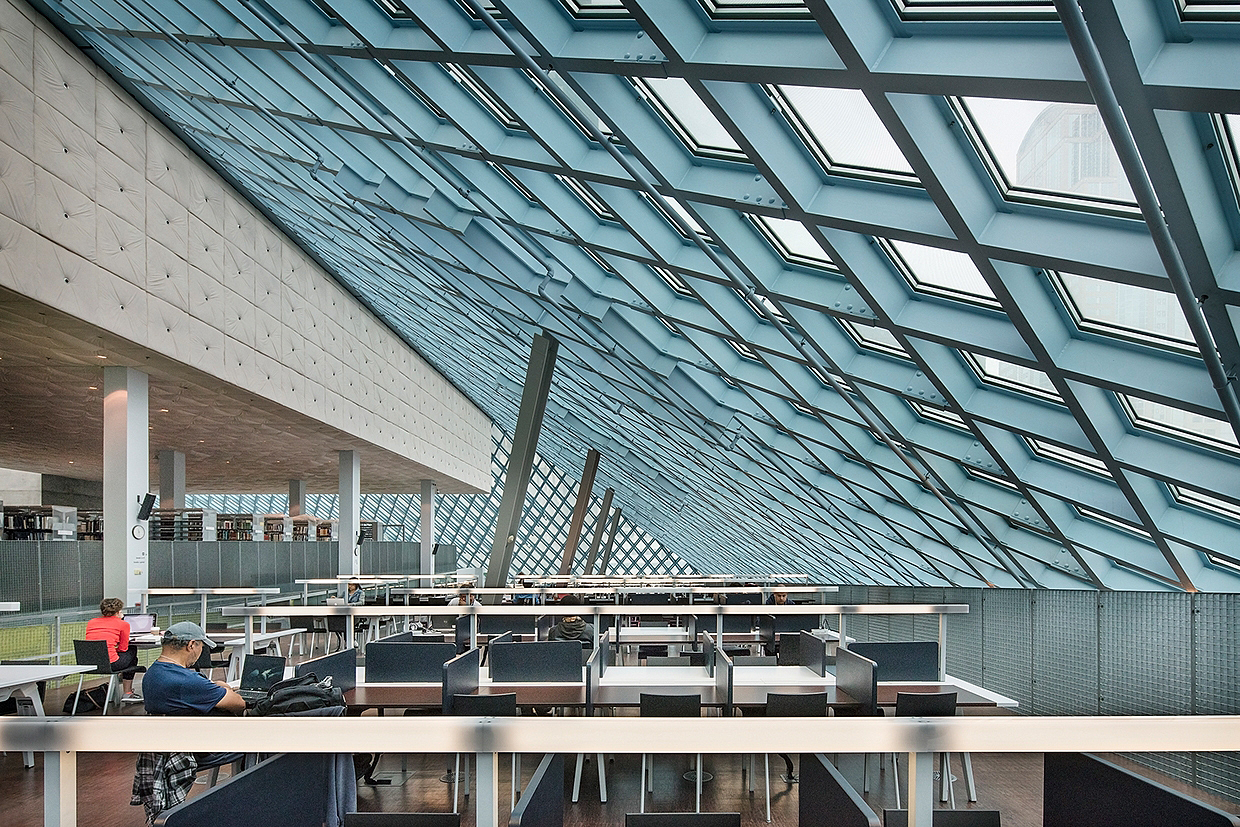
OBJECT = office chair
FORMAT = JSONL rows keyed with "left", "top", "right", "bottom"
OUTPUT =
{"left": 891, "top": 692, "right": 958, "bottom": 809}
{"left": 451, "top": 693, "right": 519, "bottom": 813}
{"left": 758, "top": 692, "right": 828, "bottom": 822}
{"left": 70, "top": 640, "right": 119, "bottom": 715}
{"left": 639, "top": 693, "right": 703, "bottom": 813}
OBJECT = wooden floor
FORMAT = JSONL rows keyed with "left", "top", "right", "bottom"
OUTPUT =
{"left": 2, "top": 680, "right": 1044, "bottom": 827}
{"left": 5, "top": 676, "right": 1233, "bottom": 827}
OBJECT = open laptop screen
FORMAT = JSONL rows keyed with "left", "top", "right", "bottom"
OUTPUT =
{"left": 239, "top": 654, "right": 287, "bottom": 691}
{"left": 126, "top": 614, "right": 156, "bottom": 634}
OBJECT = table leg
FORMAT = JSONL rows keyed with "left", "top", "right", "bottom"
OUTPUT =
{"left": 475, "top": 751, "right": 499, "bottom": 827}
{"left": 45, "top": 749, "right": 76, "bottom": 827}
{"left": 907, "top": 751, "right": 934, "bottom": 827}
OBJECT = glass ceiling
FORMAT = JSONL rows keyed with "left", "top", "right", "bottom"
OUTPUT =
{"left": 25, "top": 0, "right": 1240, "bottom": 591}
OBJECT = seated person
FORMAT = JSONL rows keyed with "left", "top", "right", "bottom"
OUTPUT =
{"left": 143, "top": 622, "right": 245, "bottom": 766}
{"left": 548, "top": 595, "right": 595, "bottom": 648}
{"left": 85, "top": 597, "right": 143, "bottom": 703}
{"left": 346, "top": 580, "right": 364, "bottom": 604}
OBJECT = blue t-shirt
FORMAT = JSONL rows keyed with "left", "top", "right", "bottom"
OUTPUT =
{"left": 143, "top": 660, "right": 227, "bottom": 715}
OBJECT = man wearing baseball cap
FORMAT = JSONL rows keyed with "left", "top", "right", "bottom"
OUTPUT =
{"left": 143, "top": 622, "right": 246, "bottom": 718}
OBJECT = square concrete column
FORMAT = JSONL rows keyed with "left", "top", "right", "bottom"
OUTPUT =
{"left": 420, "top": 480, "right": 435, "bottom": 576}
{"left": 338, "top": 451, "right": 360, "bottom": 577}
{"left": 157, "top": 450, "right": 185, "bottom": 510}
{"left": 103, "top": 367, "right": 149, "bottom": 606}
{"left": 289, "top": 479, "right": 306, "bottom": 517}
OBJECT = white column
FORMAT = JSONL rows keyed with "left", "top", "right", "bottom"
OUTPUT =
{"left": 289, "top": 479, "right": 306, "bottom": 517}
{"left": 420, "top": 479, "right": 436, "bottom": 576}
{"left": 103, "top": 367, "right": 149, "bottom": 606}
{"left": 338, "top": 451, "right": 360, "bottom": 577}
{"left": 157, "top": 449, "right": 185, "bottom": 509}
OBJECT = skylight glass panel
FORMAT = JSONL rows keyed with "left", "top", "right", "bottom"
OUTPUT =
{"left": 1121, "top": 394, "right": 1240, "bottom": 453}
{"left": 729, "top": 339, "right": 762, "bottom": 361}
{"left": 491, "top": 162, "right": 537, "bottom": 202}
{"left": 1170, "top": 484, "right": 1240, "bottom": 522}
{"left": 884, "top": 239, "right": 998, "bottom": 306}
{"left": 966, "top": 352, "right": 1062, "bottom": 402}
{"left": 559, "top": 0, "right": 629, "bottom": 17}
{"left": 1179, "top": 2, "right": 1240, "bottom": 20}
{"left": 1076, "top": 505, "right": 1150, "bottom": 538}
{"left": 736, "top": 288, "right": 792, "bottom": 326}
{"left": 910, "top": 399, "right": 968, "bottom": 430}
{"left": 373, "top": 0, "right": 413, "bottom": 18}
{"left": 1027, "top": 437, "right": 1109, "bottom": 476}
{"left": 770, "top": 86, "right": 917, "bottom": 182}
{"left": 1052, "top": 271, "right": 1195, "bottom": 353}
{"left": 645, "top": 195, "right": 714, "bottom": 244}
{"left": 445, "top": 64, "right": 521, "bottom": 129}
{"left": 698, "top": 0, "right": 811, "bottom": 17}
{"left": 654, "top": 266, "right": 695, "bottom": 298}
{"left": 634, "top": 78, "right": 745, "bottom": 161}
{"left": 840, "top": 320, "right": 910, "bottom": 357}
{"left": 890, "top": 0, "right": 1056, "bottom": 19}
{"left": 529, "top": 70, "right": 610, "bottom": 141}
{"left": 965, "top": 464, "right": 1019, "bottom": 490}
{"left": 958, "top": 98, "right": 1137, "bottom": 211}
{"left": 558, "top": 175, "right": 617, "bottom": 220}
{"left": 752, "top": 216, "right": 836, "bottom": 270}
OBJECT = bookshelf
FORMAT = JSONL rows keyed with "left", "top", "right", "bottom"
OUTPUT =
{"left": 2, "top": 506, "right": 77, "bottom": 540}
{"left": 77, "top": 511, "right": 104, "bottom": 541}
{"left": 216, "top": 512, "right": 258, "bottom": 541}
{"left": 317, "top": 519, "right": 336, "bottom": 542}
{"left": 150, "top": 509, "right": 217, "bottom": 541}
{"left": 262, "top": 514, "right": 291, "bottom": 542}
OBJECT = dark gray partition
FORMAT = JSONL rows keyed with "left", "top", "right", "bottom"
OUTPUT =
{"left": 626, "top": 815, "right": 740, "bottom": 827}
{"left": 536, "top": 615, "right": 554, "bottom": 641}
{"left": 346, "top": 815, "right": 461, "bottom": 827}
{"left": 849, "top": 642, "right": 940, "bottom": 681}
{"left": 489, "top": 641, "right": 583, "bottom": 683}
{"left": 155, "top": 753, "right": 340, "bottom": 827}
{"left": 454, "top": 616, "right": 471, "bottom": 653}
{"left": 834, "top": 648, "right": 878, "bottom": 716}
{"left": 441, "top": 647, "right": 481, "bottom": 714}
{"left": 585, "top": 644, "right": 603, "bottom": 716}
{"left": 479, "top": 614, "right": 537, "bottom": 635}
{"left": 800, "top": 631, "right": 829, "bottom": 677}
{"left": 799, "top": 753, "right": 881, "bottom": 827}
{"left": 296, "top": 647, "right": 357, "bottom": 692}
{"left": 508, "top": 753, "right": 563, "bottom": 827}
{"left": 715, "top": 642, "right": 734, "bottom": 717}
{"left": 1044, "top": 753, "right": 1240, "bottom": 827}
{"left": 883, "top": 811, "right": 1001, "bottom": 827}
{"left": 364, "top": 642, "right": 456, "bottom": 683}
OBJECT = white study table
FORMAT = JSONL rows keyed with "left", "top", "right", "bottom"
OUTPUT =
{"left": 140, "top": 588, "right": 281, "bottom": 632}
{"left": 134, "top": 627, "right": 308, "bottom": 681}
{"left": 0, "top": 664, "right": 92, "bottom": 766}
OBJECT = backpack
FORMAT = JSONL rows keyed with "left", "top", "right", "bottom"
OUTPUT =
{"left": 250, "top": 673, "right": 344, "bottom": 716}
{"left": 62, "top": 684, "right": 110, "bottom": 714}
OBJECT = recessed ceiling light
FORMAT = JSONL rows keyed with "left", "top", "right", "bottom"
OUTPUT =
{"left": 159, "top": 408, "right": 169, "bottom": 413}
{"left": 96, "top": 354, "right": 107, "bottom": 359}
{"left": 88, "top": 386, "right": 97, "bottom": 390}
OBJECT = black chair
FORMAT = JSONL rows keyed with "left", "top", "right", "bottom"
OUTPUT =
{"left": 451, "top": 693, "right": 519, "bottom": 813}
{"left": 639, "top": 693, "right": 703, "bottom": 813}
{"left": 892, "top": 692, "right": 958, "bottom": 809}
{"left": 70, "top": 640, "right": 118, "bottom": 715}
{"left": 758, "top": 692, "right": 828, "bottom": 822}
{"left": 346, "top": 814, "right": 462, "bottom": 827}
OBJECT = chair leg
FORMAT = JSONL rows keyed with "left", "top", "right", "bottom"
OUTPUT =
{"left": 695, "top": 753, "right": 702, "bottom": 813}
{"left": 511, "top": 752, "right": 520, "bottom": 811}
{"left": 941, "top": 752, "right": 955, "bottom": 808}
{"left": 764, "top": 753, "right": 771, "bottom": 823}
{"left": 70, "top": 675, "right": 85, "bottom": 716}
{"left": 893, "top": 752, "right": 901, "bottom": 810}
{"left": 452, "top": 753, "right": 461, "bottom": 813}
{"left": 960, "top": 752, "right": 978, "bottom": 802}
{"left": 640, "top": 754, "right": 647, "bottom": 813}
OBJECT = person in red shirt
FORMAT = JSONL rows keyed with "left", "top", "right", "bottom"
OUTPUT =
{"left": 84, "top": 597, "right": 142, "bottom": 703}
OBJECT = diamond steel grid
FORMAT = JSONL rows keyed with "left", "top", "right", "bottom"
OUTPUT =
{"left": 941, "top": 587, "right": 984, "bottom": 685}
{"left": 981, "top": 590, "right": 1033, "bottom": 711}
{"left": 25, "top": 0, "right": 1240, "bottom": 591}
{"left": 1192, "top": 593, "right": 1240, "bottom": 803}
{"left": 1030, "top": 590, "right": 1098, "bottom": 716}
{"left": 1099, "top": 591, "right": 1194, "bottom": 784}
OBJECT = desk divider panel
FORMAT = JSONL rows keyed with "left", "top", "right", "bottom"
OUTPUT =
{"left": 1043, "top": 752, "right": 1240, "bottom": 827}
{"left": 585, "top": 644, "right": 603, "bottom": 715}
{"left": 882, "top": 810, "right": 1001, "bottom": 827}
{"left": 155, "top": 753, "right": 340, "bottom": 827}
{"left": 702, "top": 631, "right": 717, "bottom": 677}
{"left": 798, "top": 753, "right": 881, "bottom": 827}
{"left": 365, "top": 642, "right": 457, "bottom": 683}
{"left": 489, "top": 640, "right": 584, "bottom": 683}
{"left": 714, "top": 643, "right": 734, "bottom": 717}
{"left": 296, "top": 646, "right": 357, "bottom": 692}
{"left": 800, "top": 632, "right": 829, "bottom": 677}
{"left": 479, "top": 614, "right": 537, "bottom": 636}
{"left": 626, "top": 815, "right": 741, "bottom": 827}
{"left": 848, "top": 642, "right": 940, "bottom": 682}
{"left": 376, "top": 631, "right": 415, "bottom": 643}
{"left": 441, "top": 647, "right": 480, "bottom": 714}
{"left": 454, "top": 616, "right": 471, "bottom": 653}
{"left": 535, "top": 615, "right": 554, "bottom": 641}
{"left": 508, "top": 753, "right": 563, "bottom": 827}
{"left": 834, "top": 649, "right": 877, "bottom": 716}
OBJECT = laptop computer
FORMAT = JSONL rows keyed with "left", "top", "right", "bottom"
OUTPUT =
{"left": 235, "top": 653, "right": 287, "bottom": 705}
{"left": 126, "top": 613, "right": 156, "bottom": 635}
